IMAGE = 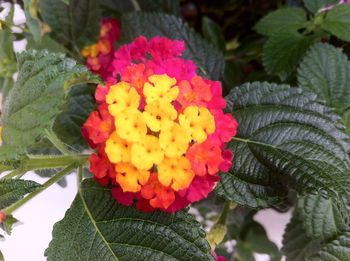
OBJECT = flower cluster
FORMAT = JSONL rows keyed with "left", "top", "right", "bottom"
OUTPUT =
{"left": 82, "top": 35, "right": 238, "bottom": 212}
{"left": 81, "top": 18, "right": 120, "bottom": 80}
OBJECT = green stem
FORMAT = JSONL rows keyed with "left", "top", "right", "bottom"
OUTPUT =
{"left": 130, "top": 0, "right": 141, "bottom": 11}
{"left": 45, "top": 129, "right": 71, "bottom": 155}
{"left": 23, "top": 154, "right": 89, "bottom": 171}
{"left": 2, "top": 169, "right": 26, "bottom": 179}
{"left": 3, "top": 163, "right": 76, "bottom": 215}
{"left": 77, "top": 165, "right": 83, "bottom": 187}
{"left": 217, "top": 201, "right": 231, "bottom": 225}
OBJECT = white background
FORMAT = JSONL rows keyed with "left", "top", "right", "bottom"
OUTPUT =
{"left": 0, "top": 4, "right": 291, "bottom": 261}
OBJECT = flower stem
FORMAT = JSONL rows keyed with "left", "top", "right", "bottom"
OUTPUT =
{"left": 45, "top": 129, "right": 71, "bottom": 155}
{"left": 23, "top": 154, "right": 89, "bottom": 171}
{"left": 3, "top": 163, "right": 77, "bottom": 215}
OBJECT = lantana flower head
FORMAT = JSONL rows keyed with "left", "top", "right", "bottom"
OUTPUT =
{"left": 82, "top": 33, "right": 238, "bottom": 212}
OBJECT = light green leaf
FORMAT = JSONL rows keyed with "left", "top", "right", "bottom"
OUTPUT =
{"left": 202, "top": 16, "right": 226, "bottom": 51}
{"left": 0, "top": 77, "right": 14, "bottom": 102}
{"left": 45, "top": 179, "right": 214, "bottom": 261}
{"left": 255, "top": 7, "right": 307, "bottom": 36}
{"left": 321, "top": 4, "right": 350, "bottom": 41}
{"left": 263, "top": 32, "right": 317, "bottom": 80}
{"left": 303, "top": 0, "right": 338, "bottom": 13}
{"left": 216, "top": 82, "right": 350, "bottom": 208}
{"left": 0, "top": 214, "right": 18, "bottom": 235}
{"left": 23, "top": 0, "right": 41, "bottom": 43}
{"left": 0, "top": 50, "right": 97, "bottom": 160}
{"left": 39, "top": 0, "right": 101, "bottom": 51}
{"left": 121, "top": 12, "right": 225, "bottom": 80}
{"left": 0, "top": 179, "right": 41, "bottom": 209}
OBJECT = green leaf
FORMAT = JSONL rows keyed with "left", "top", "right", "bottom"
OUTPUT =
{"left": 255, "top": 7, "right": 307, "bottom": 36}
{"left": 121, "top": 12, "right": 225, "bottom": 80}
{"left": 308, "top": 231, "right": 350, "bottom": 260}
{"left": 39, "top": 0, "right": 101, "bottom": 50}
{"left": 0, "top": 179, "right": 41, "bottom": 209}
{"left": 0, "top": 214, "right": 18, "bottom": 235}
{"left": 202, "top": 16, "right": 226, "bottom": 51}
{"left": 26, "top": 35, "right": 68, "bottom": 54}
{"left": 262, "top": 32, "right": 317, "bottom": 80}
{"left": 23, "top": 0, "right": 41, "bottom": 43}
{"left": 216, "top": 82, "right": 350, "bottom": 208}
{"left": 100, "top": 0, "right": 180, "bottom": 15}
{"left": 303, "top": 0, "right": 338, "bottom": 13}
{"left": 0, "top": 50, "right": 97, "bottom": 160}
{"left": 321, "top": 4, "right": 350, "bottom": 41}
{"left": 282, "top": 212, "right": 321, "bottom": 261}
{"left": 45, "top": 179, "right": 214, "bottom": 261}
{"left": 0, "top": 77, "right": 13, "bottom": 102}
{"left": 297, "top": 193, "right": 348, "bottom": 241}
{"left": 53, "top": 84, "right": 96, "bottom": 149}
{"left": 0, "top": 15, "right": 16, "bottom": 78}
{"left": 298, "top": 42, "right": 350, "bottom": 114}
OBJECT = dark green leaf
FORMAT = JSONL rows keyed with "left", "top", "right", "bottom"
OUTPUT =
{"left": 121, "top": 12, "right": 225, "bottom": 80}
{"left": 39, "top": 0, "right": 101, "bottom": 50}
{"left": 308, "top": 231, "right": 350, "bottom": 260}
{"left": 298, "top": 42, "right": 350, "bottom": 114}
{"left": 216, "top": 82, "right": 350, "bottom": 208}
{"left": 321, "top": 4, "right": 350, "bottom": 41}
{"left": 202, "top": 16, "right": 226, "bottom": 51}
{"left": 255, "top": 7, "right": 307, "bottom": 36}
{"left": 23, "top": 0, "right": 41, "bottom": 43}
{"left": 0, "top": 50, "right": 98, "bottom": 160}
{"left": 303, "top": 0, "right": 338, "bottom": 13}
{"left": 45, "top": 179, "right": 214, "bottom": 261}
{"left": 0, "top": 179, "right": 41, "bottom": 209}
{"left": 263, "top": 32, "right": 317, "bottom": 80}
{"left": 26, "top": 35, "right": 68, "bottom": 54}
{"left": 100, "top": 0, "right": 180, "bottom": 15}
{"left": 53, "top": 84, "right": 96, "bottom": 149}
{"left": 282, "top": 212, "right": 321, "bottom": 261}
{"left": 297, "top": 193, "right": 348, "bottom": 241}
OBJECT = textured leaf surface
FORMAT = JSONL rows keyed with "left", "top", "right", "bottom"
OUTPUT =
{"left": 263, "top": 32, "right": 317, "bottom": 80}
{"left": 0, "top": 179, "right": 41, "bottom": 209}
{"left": 303, "top": 0, "right": 338, "bottom": 13}
{"left": 121, "top": 12, "right": 225, "bottom": 80}
{"left": 321, "top": 4, "right": 350, "bottom": 42}
{"left": 298, "top": 42, "right": 350, "bottom": 114}
{"left": 297, "top": 194, "right": 348, "bottom": 241}
{"left": 216, "top": 82, "right": 350, "bottom": 208}
{"left": 1, "top": 50, "right": 97, "bottom": 160}
{"left": 39, "top": 0, "right": 101, "bottom": 49}
{"left": 46, "top": 179, "right": 214, "bottom": 261}
{"left": 255, "top": 7, "right": 307, "bottom": 36}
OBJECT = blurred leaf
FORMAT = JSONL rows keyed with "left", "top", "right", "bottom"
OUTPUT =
{"left": 235, "top": 241, "right": 255, "bottom": 261}
{"left": 26, "top": 35, "right": 68, "bottom": 53}
{"left": 23, "top": 0, "right": 41, "bottom": 43}
{"left": 0, "top": 77, "right": 13, "bottom": 102}
{"left": 0, "top": 50, "right": 97, "bottom": 160}
{"left": 321, "top": 4, "right": 350, "bottom": 41}
{"left": 255, "top": 7, "right": 307, "bottom": 36}
{"left": 202, "top": 16, "right": 226, "bottom": 51}
{"left": 122, "top": 12, "right": 225, "bottom": 80}
{"left": 39, "top": 0, "right": 101, "bottom": 51}
{"left": 0, "top": 215, "right": 18, "bottom": 235}
{"left": 263, "top": 32, "right": 317, "bottom": 80}
{"left": 45, "top": 179, "right": 214, "bottom": 261}
{"left": 304, "top": 0, "right": 339, "bottom": 13}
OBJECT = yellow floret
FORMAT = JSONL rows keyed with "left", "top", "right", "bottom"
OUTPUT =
{"left": 131, "top": 135, "right": 164, "bottom": 171}
{"left": 143, "top": 101, "right": 177, "bottom": 132}
{"left": 106, "top": 82, "right": 140, "bottom": 116}
{"left": 105, "top": 132, "right": 131, "bottom": 163}
{"left": 179, "top": 106, "right": 215, "bottom": 143}
{"left": 157, "top": 157, "right": 195, "bottom": 191}
{"left": 159, "top": 123, "right": 190, "bottom": 158}
{"left": 115, "top": 109, "right": 147, "bottom": 143}
{"left": 115, "top": 163, "right": 150, "bottom": 192}
{"left": 143, "top": 74, "right": 179, "bottom": 104}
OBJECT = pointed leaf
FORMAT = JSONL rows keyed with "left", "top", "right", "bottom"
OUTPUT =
{"left": 1, "top": 50, "right": 97, "bottom": 160}
{"left": 321, "top": 4, "right": 350, "bottom": 42}
{"left": 303, "top": 0, "right": 338, "bottom": 13}
{"left": 45, "top": 179, "right": 214, "bottom": 261}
